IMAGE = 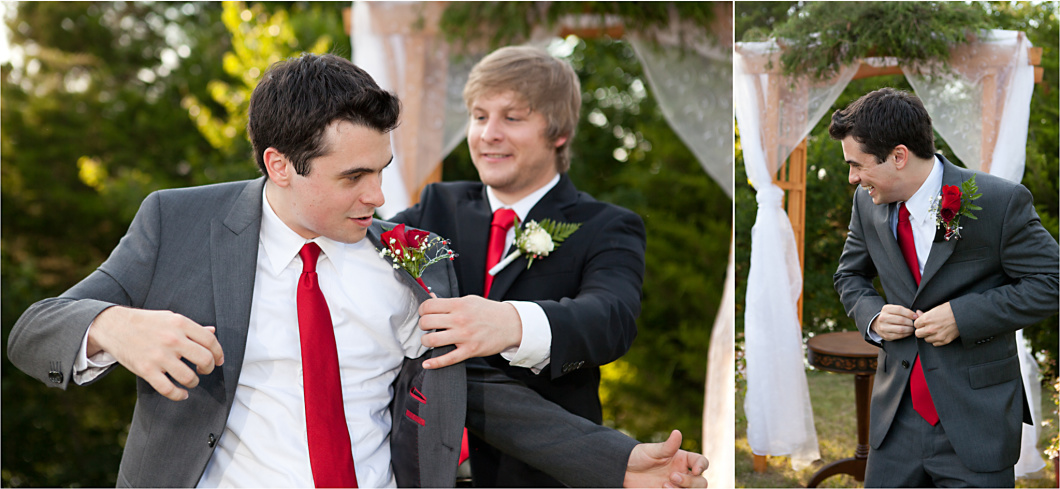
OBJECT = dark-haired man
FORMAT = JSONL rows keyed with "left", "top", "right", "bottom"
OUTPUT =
{"left": 8, "top": 53, "right": 706, "bottom": 488}
{"left": 830, "top": 87, "right": 1058, "bottom": 487}
{"left": 392, "top": 45, "right": 646, "bottom": 487}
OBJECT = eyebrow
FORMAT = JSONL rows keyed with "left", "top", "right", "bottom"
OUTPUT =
{"left": 337, "top": 156, "right": 394, "bottom": 177}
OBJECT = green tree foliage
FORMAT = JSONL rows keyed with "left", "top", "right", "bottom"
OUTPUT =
{"left": 444, "top": 37, "right": 730, "bottom": 451}
{"left": 439, "top": 2, "right": 718, "bottom": 52}
{"left": 1, "top": 2, "right": 347, "bottom": 486}
{"left": 772, "top": 2, "right": 992, "bottom": 80}
{"left": 734, "top": 1, "right": 1058, "bottom": 384}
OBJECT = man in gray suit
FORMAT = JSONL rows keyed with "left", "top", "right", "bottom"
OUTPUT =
{"left": 831, "top": 88, "right": 1059, "bottom": 487}
{"left": 7, "top": 53, "right": 707, "bottom": 488}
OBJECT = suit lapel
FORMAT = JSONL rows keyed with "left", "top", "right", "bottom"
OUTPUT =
{"left": 916, "top": 158, "right": 964, "bottom": 296}
{"left": 487, "top": 175, "right": 579, "bottom": 301}
{"left": 211, "top": 177, "right": 265, "bottom": 403}
{"left": 455, "top": 186, "right": 493, "bottom": 297}
{"left": 869, "top": 194, "right": 919, "bottom": 297}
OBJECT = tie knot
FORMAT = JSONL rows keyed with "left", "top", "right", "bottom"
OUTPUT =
{"left": 299, "top": 242, "right": 322, "bottom": 273}
{"left": 492, "top": 208, "right": 517, "bottom": 231}
{"left": 898, "top": 202, "right": 911, "bottom": 223}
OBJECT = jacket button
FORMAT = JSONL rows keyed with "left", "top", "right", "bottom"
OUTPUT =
{"left": 902, "top": 360, "right": 910, "bottom": 368}
{"left": 208, "top": 433, "right": 217, "bottom": 448}
{"left": 48, "top": 370, "right": 64, "bottom": 384}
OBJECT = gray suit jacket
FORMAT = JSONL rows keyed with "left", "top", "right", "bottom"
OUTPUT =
{"left": 834, "top": 156, "right": 1059, "bottom": 473}
{"left": 7, "top": 177, "right": 638, "bottom": 487}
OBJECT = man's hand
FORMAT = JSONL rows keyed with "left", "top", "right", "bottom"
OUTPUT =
{"left": 417, "top": 295, "right": 522, "bottom": 369}
{"left": 624, "top": 430, "right": 708, "bottom": 488}
{"left": 872, "top": 304, "right": 918, "bottom": 341}
{"left": 914, "top": 302, "right": 960, "bottom": 346}
{"left": 87, "top": 306, "right": 224, "bottom": 401}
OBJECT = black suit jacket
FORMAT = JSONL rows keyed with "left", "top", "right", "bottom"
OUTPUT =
{"left": 392, "top": 174, "right": 646, "bottom": 485}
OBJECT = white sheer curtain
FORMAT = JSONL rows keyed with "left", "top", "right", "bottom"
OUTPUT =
{"left": 629, "top": 37, "right": 733, "bottom": 197}
{"left": 626, "top": 10, "right": 734, "bottom": 486}
{"left": 352, "top": 1, "right": 482, "bottom": 219}
{"left": 904, "top": 30, "right": 1045, "bottom": 477}
{"left": 736, "top": 40, "right": 859, "bottom": 469}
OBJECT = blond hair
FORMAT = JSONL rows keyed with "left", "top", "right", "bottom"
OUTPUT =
{"left": 464, "top": 46, "right": 581, "bottom": 173}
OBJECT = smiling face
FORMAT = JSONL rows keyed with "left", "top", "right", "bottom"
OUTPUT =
{"left": 467, "top": 91, "right": 567, "bottom": 204}
{"left": 265, "top": 121, "right": 392, "bottom": 243}
{"left": 842, "top": 136, "right": 902, "bottom": 205}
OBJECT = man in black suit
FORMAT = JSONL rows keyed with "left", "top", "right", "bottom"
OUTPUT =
{"left": 392, "top": 45, "right": 646, "bottom": 487}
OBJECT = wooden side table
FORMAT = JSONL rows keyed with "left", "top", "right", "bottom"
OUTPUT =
{"left": 805, "top": 331, "right": 879, "bottom": 487}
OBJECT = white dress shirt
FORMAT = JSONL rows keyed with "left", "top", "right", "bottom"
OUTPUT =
{"left": 485, "top": 174, "right": 561, "bottom": 374}
{"left": 868, "top": 155, "right": 945, "bottom": 340}
{"left": 75, "top": 188, "right": 425, "bottom": 488}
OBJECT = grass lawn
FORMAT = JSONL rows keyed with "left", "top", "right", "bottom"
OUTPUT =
{"left": 735, "top": 368, "right": 1059, "bottom": 488}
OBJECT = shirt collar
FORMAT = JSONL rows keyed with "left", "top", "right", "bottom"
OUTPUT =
{"left": 260, "top": 186, "right": 353, "bottom": 275}
{"left": 485, "top": 173, "right": 561, "bottom": 221}
{"left": 900, "top": 155, "right": 945, "bottom": 225}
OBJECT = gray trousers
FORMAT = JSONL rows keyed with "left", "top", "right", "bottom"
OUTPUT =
{"left": 865, "top": 387, "right": 1015, "bottom": 488}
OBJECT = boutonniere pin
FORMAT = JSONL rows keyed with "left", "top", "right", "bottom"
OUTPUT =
{"left": 378, "top": 224, "right": 457, "bottom": 293}
{"left": 488, "top": 218, "right": 581, "bottom": 276}
{"left": 929, "top": 173, "right": 982, "bottom": 241}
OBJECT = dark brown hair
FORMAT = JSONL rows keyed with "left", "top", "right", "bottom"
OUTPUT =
{"left": 828, "top": 87, "right": 935, "bottom": 162}
{"left": 248, "top": 53, "right": 400, "bottom": 176}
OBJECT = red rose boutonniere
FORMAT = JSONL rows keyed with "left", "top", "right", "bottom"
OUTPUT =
{"left": 930, "top": 174, "right": 982, "bottom": 241}
{"left": 379, "top": 224, "right": 457, "bottom": 293}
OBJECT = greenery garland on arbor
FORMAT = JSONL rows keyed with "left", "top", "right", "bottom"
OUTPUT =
{"left": 743, "top": 1, "right": 992, "bottom": 80}
{"left": 438, "top": 1, "right": 717, "bottom": 50}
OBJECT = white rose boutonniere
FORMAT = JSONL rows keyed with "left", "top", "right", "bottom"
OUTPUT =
{"left": 488, "top": 218, "right": 581, "bottom": 276}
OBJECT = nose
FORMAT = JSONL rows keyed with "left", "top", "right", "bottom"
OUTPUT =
{"left": 478, "top": 117, "right": 502, "bottom": 143}
{"left": 848, "top": 166, "right": 859, "bottom": 185}
{"left": 363, "top": 173, "right": 385, "bottom": 208}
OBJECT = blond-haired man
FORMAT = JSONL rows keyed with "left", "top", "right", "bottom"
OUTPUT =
{"left": 393, "top": 45, "right": 647, "bottom": 486}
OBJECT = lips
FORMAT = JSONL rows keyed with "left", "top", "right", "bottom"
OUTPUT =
{"left": 350, "top": 216, "right": 373, "bottom": 227}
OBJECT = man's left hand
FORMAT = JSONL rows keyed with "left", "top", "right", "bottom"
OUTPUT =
{"left": 418, "top": 295, "right": 522, "bottom": 369}
{"left": 913, "top": 302, "right": 960, "bottom": 347}
{"left": 624, "top": 430, "right": 708, "bottom": 488}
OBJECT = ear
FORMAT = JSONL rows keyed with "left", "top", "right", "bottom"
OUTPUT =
{"left": 891, "top": 144, "right": 909, "bottom": 170}
{"left": 553, "top": 135, "right": 569, "bottom": 148}
{"left": 263, "top": 148, "right": 293, "bottom": 187}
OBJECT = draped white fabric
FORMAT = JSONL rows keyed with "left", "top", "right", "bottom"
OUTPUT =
{"left": 904, "top": 30, "right": 1045, "bottom": 477}
{"left": 352, "top": 1, "right": 482, "bottom": 219}
{"left": 903, "top": 30, "right": 1032, "bottom": 180}
{"left": 702, "top": 237, "right": 735, "bottom": 489}
{"left": 629, "top": 37, "right": 733, "bottom": 197}
{"left": 735, "top": 40, "right": 862, "bottom": 469}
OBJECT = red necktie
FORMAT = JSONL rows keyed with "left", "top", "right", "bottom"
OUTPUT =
{"left": 897, "top": 203, "right": 939, "bottom": 426}
{"left": 483, "top": 208, "right": 517, "bottom": 297}
{"left": 298, "top": 243, "right": 359, "bottom": 488}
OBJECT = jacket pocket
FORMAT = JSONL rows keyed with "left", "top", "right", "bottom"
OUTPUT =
{"left": 968, "top": 354, "right": 1019, "bottom": 389}
{"left": 947, "top": 246, "right": 990, "bottom": 264}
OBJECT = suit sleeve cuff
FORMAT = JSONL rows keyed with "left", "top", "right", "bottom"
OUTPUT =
{"left": 73, "top": 320, "right": 117, "bottom": 385}
{"left": 499, "top": 301, "right": 551, "bottom": 373}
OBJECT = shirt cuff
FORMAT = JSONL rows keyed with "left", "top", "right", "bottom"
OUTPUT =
{"left": 499, "top": 301, "right": 552, "bottom": 374}
{"left": 867, "top": 312, "right": 884, "bottom": 343}
{"left": 73, "top": 320, "right": 118, "bottom": 385}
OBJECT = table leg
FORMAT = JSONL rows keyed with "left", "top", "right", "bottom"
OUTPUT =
{"left": 806, "top": 373, "right": 875, "bottom": 487}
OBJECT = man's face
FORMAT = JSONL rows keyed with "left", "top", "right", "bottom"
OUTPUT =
{"left": 467, "top": 91, "right": 566, "bottom": 202}
{"left": 842, "top": 136, "right": 899, "bottom": 205}
{"left": 275, "top": 121, "right": 391, "bottom": 243}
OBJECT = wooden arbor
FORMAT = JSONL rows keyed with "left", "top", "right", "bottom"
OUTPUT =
{"left": 747, "top": 38, "right": 1043, "bottom": 474}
